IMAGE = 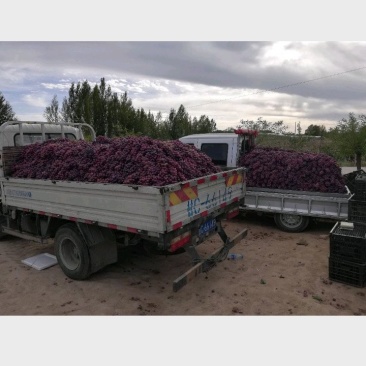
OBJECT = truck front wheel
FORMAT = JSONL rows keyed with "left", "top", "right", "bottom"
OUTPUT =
{"left": 274, "top": 213, "right": 310, "bottom": 233}
{"left": 54, "top": 223, "right": 91, "bottom": 280}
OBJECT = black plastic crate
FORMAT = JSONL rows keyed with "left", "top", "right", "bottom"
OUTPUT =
{"left": 354, "top": 174, "right": 366, "bottom": 201}
{"left": 329, "top": 256, "right": 366, "bottom": 287}
{"left": 348, "top": 199, "right": 366, "bottom": 224}
{"left": 343, "top": 169, "right": 366, "bottom": 194}
{"left": 330, "top": 222, "right": 366, "bottom": 263}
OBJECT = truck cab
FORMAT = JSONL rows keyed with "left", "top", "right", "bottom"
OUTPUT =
{"left": 0, "top": 121, "right": 85, "bottom": 149}
{"left": 179, "top": 129, "right": 257, "bottom": 169}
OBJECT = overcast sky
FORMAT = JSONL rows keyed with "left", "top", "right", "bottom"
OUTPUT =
{"left": 1, "top": 2, "right": 365, "bottom": 134}
{"left": 1, "top": 41, "right": 366, "bottom": 132}
{"left": 1, "top": 0, "right": 365, "bottom": 359}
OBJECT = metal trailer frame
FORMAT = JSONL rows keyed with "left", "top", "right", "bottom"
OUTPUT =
{"left": 242, "top": 186, "right": 351, "bottom": 220}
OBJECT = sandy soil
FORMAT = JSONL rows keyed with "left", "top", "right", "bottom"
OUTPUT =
{"left": 0, "top": 212, "right": 365, "bottom": 316}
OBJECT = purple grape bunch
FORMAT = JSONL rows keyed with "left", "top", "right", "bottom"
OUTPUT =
{"left": 239, "top": 147, "right": 347, "bottom": 193}
{"left": 10, "top": 136, "right": 221, "bottom": 186}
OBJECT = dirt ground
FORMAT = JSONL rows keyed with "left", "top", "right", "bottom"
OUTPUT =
{"left": 0, "top": 212, "right": 365, "bottom": 316}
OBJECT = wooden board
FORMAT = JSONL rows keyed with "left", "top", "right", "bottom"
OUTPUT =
{"left": 0, "top": 146, "right": 25, "bottom": 176}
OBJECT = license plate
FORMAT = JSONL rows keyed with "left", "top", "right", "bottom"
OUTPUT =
{"left": 199, "top": 218, "right": 217, "bottom": 237}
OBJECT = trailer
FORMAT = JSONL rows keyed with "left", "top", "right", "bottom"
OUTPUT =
{"left": 243, "top": 186, "right": 351, "bottom": 232}
{"left": 179, "top": 131, "right": 353, "bottom": 232}
{"left": 0, "top": 121, "right": 248, "bottom": 291}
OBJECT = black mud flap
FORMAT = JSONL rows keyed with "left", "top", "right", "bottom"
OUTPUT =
{"left": 172, "top": 227, "right": 248, "bottom": 292}
{"left": 77, "top": 223, "right": 118, "bottom": 274}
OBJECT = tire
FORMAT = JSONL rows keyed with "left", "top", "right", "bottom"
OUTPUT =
{"left": 54, "top": 223, "right": 91, "bottom": 280}
{"left": 274, "top": 213, "right": 310, "bottom": 233}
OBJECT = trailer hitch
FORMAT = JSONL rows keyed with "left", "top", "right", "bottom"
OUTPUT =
{"left": 172, "top": 223, "right": 248, "bottom": 292}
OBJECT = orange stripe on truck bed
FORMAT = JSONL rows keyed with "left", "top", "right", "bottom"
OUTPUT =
{"left": 226, "top": 173, "right": 243, "bottom": 187}
{"left": 169, "top": 186, "right": 198, "bottom": 206}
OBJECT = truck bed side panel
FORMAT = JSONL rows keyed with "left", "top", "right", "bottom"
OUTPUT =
{"left": 1, "top": 179, "right": 166, "bottom": 233}
{"left": 243, "top": 187, "right": 350, "bottom": 220}
{"left": 1, "top": 168, "right": 246, "bottom": 235}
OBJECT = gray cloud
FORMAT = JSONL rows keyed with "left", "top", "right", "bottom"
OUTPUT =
{"left": 0, "top": 41, "right": 365, "bottom": 130}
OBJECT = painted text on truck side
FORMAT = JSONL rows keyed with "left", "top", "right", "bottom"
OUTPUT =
{"left": 187, "top": 186, "right": 233, "bottom": 217}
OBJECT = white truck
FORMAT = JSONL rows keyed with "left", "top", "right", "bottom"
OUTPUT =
{"left": 179, "top": 131, "right": 352, "bottom": 233}
{"left": 0, "top": 121, "right": 248, "bottom": 291}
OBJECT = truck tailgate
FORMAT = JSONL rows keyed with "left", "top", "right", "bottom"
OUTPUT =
{"left": 165, "top": 168, "right": 245, "bottom": 231}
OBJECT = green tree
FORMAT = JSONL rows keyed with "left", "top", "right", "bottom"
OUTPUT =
{"left": 328, "top": 112, "right": 366, "bottom": 170}
{"left": 214, "top": 127, "right": 235, "bottom": 132}
{"left": 112, "top": 92, "right": 130, "bottom": 134}
{"left": 44, "top": 95, "right": 60, "bottom": 123}
{"left": 238, "top": 117, "right": 288, "bottom": 134}
{"left": 91, "top": 82, "right": 104, "bottom": 135}
{"left": 165, "top": 105, "right": 192, "bottom": 139}
{"left": 0, "top": 92, "right": 16, "bottom": 125}
{"left": 304, "top": 124, "right": 327, "bottom": 136}
{"left": 191, "top": 115, "right": 216, "bottom": 134}
{"left": 60, "top": 81, "right": 92, "bottom": 124}
{"left": 155, "top": 112, "right": 171, "bottom": 139}
{"left": 44, "top": 79, "right": 217, "bottom": 140}
{"left": 296, "top": 121, "right": 302, "bottom": 135}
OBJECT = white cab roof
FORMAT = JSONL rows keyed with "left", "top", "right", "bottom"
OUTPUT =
{"left": 179, "top": 133, "right": 237, "bottom": 140}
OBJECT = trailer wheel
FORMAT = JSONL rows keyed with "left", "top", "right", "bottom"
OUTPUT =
{"left": 54, "top": 223, "right": 91, "bottom": 280}
{"left": 274, "top": 213, "right": 310, "bottom": 233}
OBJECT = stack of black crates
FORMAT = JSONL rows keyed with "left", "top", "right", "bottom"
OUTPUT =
{"left": 329, "top": 172, "right": 366, "bottom": 287}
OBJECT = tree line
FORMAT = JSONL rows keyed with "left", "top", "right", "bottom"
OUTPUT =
{"left": 42, "top": 78, "right": 216, "bottom": 139}
{"left": 1, "top": 79, "right": 366, "bottom": 169}
{"left": 236, "top": 114, "right": 366, "bottom": 169}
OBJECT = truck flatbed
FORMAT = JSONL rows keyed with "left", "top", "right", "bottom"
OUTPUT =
{"left": 241, "top": 186, "right": 352, "bottom": 232}
{"left": 1, "top": 168, "right": 245, "bottom": 237}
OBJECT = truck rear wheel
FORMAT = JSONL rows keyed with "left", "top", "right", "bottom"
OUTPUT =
{"left": 274, "top": 213, "right": 310, "bottom": 233}
{"left": 54, "top": 223, "right": 91, "bottom": 280}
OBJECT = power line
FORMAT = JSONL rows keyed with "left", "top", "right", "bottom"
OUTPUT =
{"left": 187, "top": 65, "right": 366, "bottom": 109}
